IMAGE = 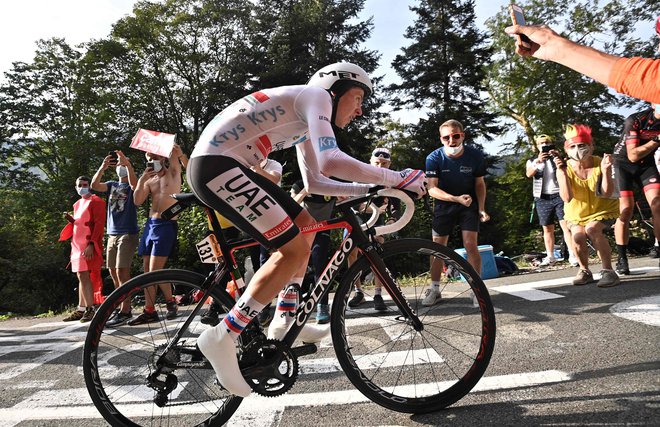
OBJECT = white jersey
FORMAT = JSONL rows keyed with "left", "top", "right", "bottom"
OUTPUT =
{"left": 191, "top": 85, "right": 402, "bottom": 196}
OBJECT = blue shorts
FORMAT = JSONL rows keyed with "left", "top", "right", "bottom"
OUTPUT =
{"left": 535, "top": 194, "right": 565, "bottom": 226}
{"left": 138, "top": 218, "right": 178, "bottom": 257}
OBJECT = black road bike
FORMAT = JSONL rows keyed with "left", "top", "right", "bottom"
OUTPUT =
{"left": 83, "top": 188, "right": 496, "bottom": 426}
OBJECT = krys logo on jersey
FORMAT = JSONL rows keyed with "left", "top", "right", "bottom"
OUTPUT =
{"left": 205, "top": 168, "right": 294, "bottom": 239}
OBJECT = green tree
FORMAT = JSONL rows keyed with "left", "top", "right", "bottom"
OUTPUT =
{"left": 389, "top": 0, "right": 501, "bottom": 168}
{"left": 485, "top": 0, "right": 660, "bottom": 153}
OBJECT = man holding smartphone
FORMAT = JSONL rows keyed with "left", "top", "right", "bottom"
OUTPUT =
{"left": 129, "top": 143, "right": 188, "bottom": 325}
{"left": 526, "top": 135, "right": 577, "bottom": 266}
{"left": 91, "top": 150, "right": 140, "bottom": 326}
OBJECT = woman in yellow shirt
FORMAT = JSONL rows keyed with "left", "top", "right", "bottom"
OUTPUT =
{"left": 555, "top": 124, "right": 620, "bottom": 287}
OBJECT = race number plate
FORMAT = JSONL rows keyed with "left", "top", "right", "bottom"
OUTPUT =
{"left": 196, "top": 235, "right": 222, "bottom": 264}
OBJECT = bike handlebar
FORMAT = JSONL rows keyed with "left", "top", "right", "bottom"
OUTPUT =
{"left": 360, "top": 188, "right": 415, "bottom": 236}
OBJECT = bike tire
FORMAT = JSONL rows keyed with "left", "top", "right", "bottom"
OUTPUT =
{"left": 83, "top": 269, "right": 243, "bottom": 426}
{"left": 330, "top": 239, "right": 496, "bottom": 413}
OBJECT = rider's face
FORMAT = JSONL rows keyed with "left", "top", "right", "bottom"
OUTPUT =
{"left": 335, "top": 87, "right": 364, "bottom": 129}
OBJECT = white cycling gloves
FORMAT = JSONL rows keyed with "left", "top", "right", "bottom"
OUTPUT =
{"left": 395, "top": 169, "right": 427, "bottom": 198}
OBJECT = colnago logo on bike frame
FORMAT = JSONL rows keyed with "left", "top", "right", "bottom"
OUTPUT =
{"left": 296, "top": 237, "right": 354, "bottom": 326}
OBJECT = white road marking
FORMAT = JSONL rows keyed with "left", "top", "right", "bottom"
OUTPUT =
{"left": 0, "top": 369, "right": 570, "bottom": 424}
{"left": 610, "top": 294, "right": 660, "bottom": 327}
{"left": 492, "top": 267, "right": 658, "bottom": 301}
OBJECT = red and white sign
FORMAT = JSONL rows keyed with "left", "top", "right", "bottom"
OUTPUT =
{"left": 130, "top": 129, "right": 176, "bottom": 158}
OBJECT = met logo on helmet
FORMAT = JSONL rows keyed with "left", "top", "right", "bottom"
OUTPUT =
{"left": 318, "top": 70, "right": 360, "bottom": 80}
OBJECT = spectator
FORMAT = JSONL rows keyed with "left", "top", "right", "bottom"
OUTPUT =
{"left": 612, "top": 105, "right": 660, "bottom": 274}
{"left": 554, "top": 124, "right": 620, "bottom": 287}
{"left": 425, "top": 120, "right": 489, "bottom": 306}
{"left": 505, "top": 19, "right": 660, "bottom": 104}
{"left": 525, "top": 135, "right": 578, "bottom": 266}
{"left": 61, "top": 176, "right": 106, "bottom": 322}
{"left": 129, "top": 144, "right": 188, "bottom": 325}
{"left": 289, "top": 179, "right": 337, "bottom": 323}
{"left": 91, "top": 150, "right": 139, "bottom": 326}
{"left": 347, "top": 147, "right": 401, "bottom": 311}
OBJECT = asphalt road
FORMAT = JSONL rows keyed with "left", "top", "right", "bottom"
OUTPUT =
{"left": 1, "top": 257, "right": 658, "bottom": 426}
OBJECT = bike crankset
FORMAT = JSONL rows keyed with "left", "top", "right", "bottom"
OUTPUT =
{"left": 241, "top": 337, "right": 299, "bottom": 397}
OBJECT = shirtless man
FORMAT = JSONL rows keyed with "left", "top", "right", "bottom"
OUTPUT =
{"left": 128, "top": 143, "right": 188, "bottom": 325}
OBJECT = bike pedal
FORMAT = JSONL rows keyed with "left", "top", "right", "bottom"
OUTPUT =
{"left": 291, "top": 343, "right": 317, "bottom": 357}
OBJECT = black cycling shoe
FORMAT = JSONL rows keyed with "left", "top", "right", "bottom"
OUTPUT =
{"left": 373, "top": 294, "right": 387, "bottom": 311}
{"left": 615, "top": 257, "right": 630, "bottom": 275}
{"left": 200, "top": 308, "right": 220, "bottom": 326}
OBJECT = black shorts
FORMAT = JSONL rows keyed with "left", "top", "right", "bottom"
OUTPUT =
{"left": 432, "top": 204, "right": 479, "bottom": 237}
{"left": 615, "top": 160, "right": 660, "bottom": 197}
{"left": 535, "top": 194, "right": 565, "bottom": 226}
{"left": 187, "top": 155, "right": 303, "bottom": 249}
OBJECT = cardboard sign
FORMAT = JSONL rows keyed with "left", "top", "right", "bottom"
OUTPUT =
{"left": 130, "top": 129, "right": 176, "bottom": 157}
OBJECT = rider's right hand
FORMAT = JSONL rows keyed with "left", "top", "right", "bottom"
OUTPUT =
{"left": 395, "top": 169, "right": 427, "bottom": 199}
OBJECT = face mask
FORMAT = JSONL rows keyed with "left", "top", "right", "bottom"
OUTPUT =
{"left": 444, "top": 143, "right": 463, "bottom": 156}
{"left": 654, "top": 104, "right": 660, "bottom": 115}
{"left": 116, "top": 166, "right": 128, "bottom": 178}
{"left": 568, "top": 145, "right": 591, "bottom": 161}
{"left": 77, "top": 187, "right": 90, "bottom": 197}
{"left": 151, "top": 160, "right": 162, "bottom": 172}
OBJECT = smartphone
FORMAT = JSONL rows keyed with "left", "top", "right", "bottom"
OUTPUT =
{"left": 541, "top": 145, "right": 556, "bottom": 153}
{"left": 509, "top": 4, "right": 532, "bottom": 51}
{"left": 146, "top": 161, "right": 154, "bottom": 170}
{"left": 108, "top": 151, "right": 118, "bottom": 164}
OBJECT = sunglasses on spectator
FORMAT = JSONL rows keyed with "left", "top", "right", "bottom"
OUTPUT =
{"left": 441, "top": 133, "right": 464, "bottom": 141}
{"left": 373, "top": 151, "right": 391, "bottom": 159}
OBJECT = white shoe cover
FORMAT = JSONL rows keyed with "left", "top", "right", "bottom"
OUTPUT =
{"left": 197, "top": 328, "right": 251, "bottom": 397}
{"left": 267, "top": 318, "right": 329, "bottom": 343}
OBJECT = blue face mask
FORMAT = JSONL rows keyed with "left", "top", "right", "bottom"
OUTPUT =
{"left": 77, "top": 187, "right": 90, "bottom": 197}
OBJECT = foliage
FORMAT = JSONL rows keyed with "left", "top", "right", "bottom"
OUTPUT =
{"left": 388, "top": 0, "right": 503, "bottom": 169}
{"left": 484, "top": 0, "right": 660, "bottom": 153}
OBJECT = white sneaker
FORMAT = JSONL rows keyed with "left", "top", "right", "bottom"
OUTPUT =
{"left": 197, "top": 328, "right": 251, "bottom": 397}
{"left": 568, "top": 256, "right": 579, "bottom": 267}
{"left": 422, "top": 288, "right": 441, "bottom": 306}
{"left": 539, "top": 256, "right": 557, "bottom": 266}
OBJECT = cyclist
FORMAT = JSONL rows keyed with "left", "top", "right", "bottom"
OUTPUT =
{"left": 187, "top": 62, "right": 427, "bottom": 397}
{"left": 612, "top": 105, "right": 660, "bottom": 274}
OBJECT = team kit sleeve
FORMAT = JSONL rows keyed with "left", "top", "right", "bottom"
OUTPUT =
{"left": 293, "top": 87, "right": 404, "bottom": 196}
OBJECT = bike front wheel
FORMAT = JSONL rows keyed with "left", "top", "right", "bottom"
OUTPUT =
{"left": 331, "top": 239, "right": 496, "bottom": 413}
{"left": 83, "top": 269, "right": 242, "bottom": 426}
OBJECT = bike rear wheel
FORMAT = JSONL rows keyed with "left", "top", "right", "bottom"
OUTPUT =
{"left": 331, "top": 239, "right": 496, "bottom": 413}
{"left": 83, "top": 269, "right": 242, "bottom": 426}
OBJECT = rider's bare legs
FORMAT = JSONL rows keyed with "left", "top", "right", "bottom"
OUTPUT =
{"left": 197, "top": 209, "right": 317, "bottom": 397}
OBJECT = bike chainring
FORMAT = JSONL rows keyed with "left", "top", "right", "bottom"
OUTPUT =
{"left": 241, "top": 337, "right": 299, "bottom": 397}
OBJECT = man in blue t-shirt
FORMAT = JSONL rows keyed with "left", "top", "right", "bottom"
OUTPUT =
{"left": 425, "top": 119, "right": 489, "bottom": 306}
{"left": 91, "top": 150, "right": 140, "bottom": 326}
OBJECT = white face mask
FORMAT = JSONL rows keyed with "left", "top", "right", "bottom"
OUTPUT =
{"left": 151, "top": 160, "right": 162, "bottom": 172}
{"left": 444, "top": 143, "right": 463, "bottom": 156}
{"left": 567, "top": 145, "right": 591, "bottom": 161}
{"left": 116, "top": 166, "right": 128, "bottom": 178}
{"left": 654, "top": 104, "right": 660, "bottom": 115}
{"left": 77, "top": 187, "right": 90, "bottom": 197}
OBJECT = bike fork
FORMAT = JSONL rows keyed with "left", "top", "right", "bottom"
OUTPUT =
{"left": 363, "top": 248, "right": 424, "bottom": 331}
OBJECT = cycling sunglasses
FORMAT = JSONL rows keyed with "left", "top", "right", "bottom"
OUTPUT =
{"left": 441, "top": 133, "right": 464, "bottom": 142}
{"left": 372, "top": 151, "right": 391, "bottom": 159}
